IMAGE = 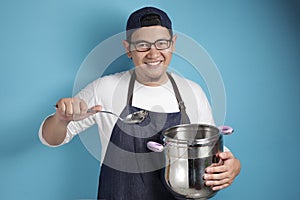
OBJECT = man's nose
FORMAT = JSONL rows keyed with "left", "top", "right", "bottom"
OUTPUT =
{"left": 147, "top": 45, "right": 160, "bottom": 58}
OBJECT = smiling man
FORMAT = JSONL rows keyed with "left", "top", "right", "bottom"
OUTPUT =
{"left": 40, "top": 6, "right": 241, "bottom": 200}
{"left": 124, "top": 26, "right": 175, "bottom": 85}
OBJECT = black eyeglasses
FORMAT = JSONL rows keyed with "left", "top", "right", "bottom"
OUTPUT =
{"left": 130, "top": 39, "right": 172, "bottom": 52}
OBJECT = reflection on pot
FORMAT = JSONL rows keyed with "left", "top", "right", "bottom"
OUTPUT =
{"left": 150, "top": 124, "right": 224, "bottom": 200}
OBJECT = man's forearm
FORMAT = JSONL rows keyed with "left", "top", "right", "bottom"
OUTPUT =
{"left": 42, "top": 114, "right": 69, "bottom": 146}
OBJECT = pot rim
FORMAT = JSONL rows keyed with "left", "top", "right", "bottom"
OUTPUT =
{"left": 162, "top": 123, "right": 221, "bottom": 145}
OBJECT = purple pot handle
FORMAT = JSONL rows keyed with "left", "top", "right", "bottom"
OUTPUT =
{"left": 218, "top": 125, "right": 234, "bottom": 135}
{"left": 147, "top": 141, "right": 164, "bottom": 152}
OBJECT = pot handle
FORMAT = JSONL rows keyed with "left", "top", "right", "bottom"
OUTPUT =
{"left": 147, "top": 141, "right": 164, "bottom": 152}
{"left": 218, "top": 125, "right": 234, "bottom": 135}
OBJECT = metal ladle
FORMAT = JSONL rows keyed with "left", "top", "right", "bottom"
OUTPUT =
{"left": 87, "top": 109, "right": 148, "bottom": 124}
{"left": 55, "top": 105, "right": 148, "bottom": 124}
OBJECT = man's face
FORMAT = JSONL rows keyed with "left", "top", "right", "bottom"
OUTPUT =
{"left": 123, "top": 26, "right": 176, "bottom": 85}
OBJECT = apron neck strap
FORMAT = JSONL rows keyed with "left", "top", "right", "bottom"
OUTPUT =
{"left": 167, "top": 73, "right": 190, "bottom": 124}
{"left": 127, "top": 70, "right": 190, "bottom": 124}
{"left": 127, "top": 70, "right": 136, "bottom": 106}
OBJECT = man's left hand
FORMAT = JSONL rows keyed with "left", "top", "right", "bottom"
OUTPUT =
{"left": 203, "top": 151, "right": 241, "bottom": 191}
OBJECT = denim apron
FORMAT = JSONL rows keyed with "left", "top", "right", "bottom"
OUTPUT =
{"left": 97, "top": 71, "right": 190, "bottom": 200}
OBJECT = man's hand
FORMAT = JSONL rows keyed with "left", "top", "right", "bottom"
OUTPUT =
{"left": 203, "top": 151, "right": 241, "bottom": 191}
{"left": 55, "top": 97, "right": 102, "bottom": 122}
{"left": 42, "top": 97, "right": 102, "bottom": 146}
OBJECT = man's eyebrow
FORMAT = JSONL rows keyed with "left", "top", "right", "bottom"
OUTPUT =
{"left": 131, "top": 38, "right": 170, "bottom": 43}
{"left": 131, "top": 40, "right": 149, "bottom": 43}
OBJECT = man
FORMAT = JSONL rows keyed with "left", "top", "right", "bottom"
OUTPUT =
{"left": 40, "top": 6, "right": 241, "bottom": 200}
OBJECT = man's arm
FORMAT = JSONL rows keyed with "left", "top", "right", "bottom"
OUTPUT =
{"left": 41, "top": 97, "right": 101, "bottom": 146}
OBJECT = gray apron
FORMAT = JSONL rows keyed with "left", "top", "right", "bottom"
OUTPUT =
{"left": 97, "top": 71, "right": 190, "bottom": 200}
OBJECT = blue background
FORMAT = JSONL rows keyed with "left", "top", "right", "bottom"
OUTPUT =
{"left": 1, "top": 0, "right": 300, "bottom": 199}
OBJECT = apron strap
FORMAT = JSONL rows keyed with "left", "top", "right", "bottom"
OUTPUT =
{"left": 127, "top": 70, "right": 190, "bottom": 124}
{"left": 167, "top": 73, "right": 190, "bottom": 124}
{"left": 127, "top": 70, "right": 136, "bottom": 106}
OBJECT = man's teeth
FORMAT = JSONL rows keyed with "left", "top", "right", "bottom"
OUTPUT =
{"left": 147, "top": 61, "right": 161, "bottom": 66}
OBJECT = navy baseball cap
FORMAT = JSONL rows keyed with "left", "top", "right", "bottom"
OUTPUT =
{"left": 126, "top": 7, "right": 173, "bottom": 40}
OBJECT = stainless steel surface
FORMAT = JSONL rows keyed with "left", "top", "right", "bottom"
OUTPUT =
{"left": 88, "top": 109, "right": 148, "bottom": 124}
{"left": 162, "top": 124, "right": 223, "bottom": 200}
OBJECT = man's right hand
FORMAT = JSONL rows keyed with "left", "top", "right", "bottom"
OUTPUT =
{"left": 55, "top": 97, "right": 102, "bottom": 122}
{"left": 42, "top": 97, "right": 102, "bottom": 146}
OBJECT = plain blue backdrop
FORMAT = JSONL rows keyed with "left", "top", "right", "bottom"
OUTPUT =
{"left": 1, "top": 0, "right": 300, "bottom": 199}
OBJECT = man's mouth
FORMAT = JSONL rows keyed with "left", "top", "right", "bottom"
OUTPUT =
{"left": 145, "top": 61, "right": 162, "bottom": 66}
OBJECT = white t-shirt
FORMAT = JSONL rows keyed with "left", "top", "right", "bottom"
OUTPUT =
{"left": 39, "top": 70, "right": 215, "bottom": 160}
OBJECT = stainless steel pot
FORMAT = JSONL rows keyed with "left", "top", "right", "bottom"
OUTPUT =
{"left": 148, "top": 124, "right": 228, "bottom": 200}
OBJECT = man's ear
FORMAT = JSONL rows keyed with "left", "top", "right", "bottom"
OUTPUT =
{"left": 171, "top": 34, "right": 177, "bottom": 52}
{"left": 122, "top": 40, "right": 132, "bottom": 58}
